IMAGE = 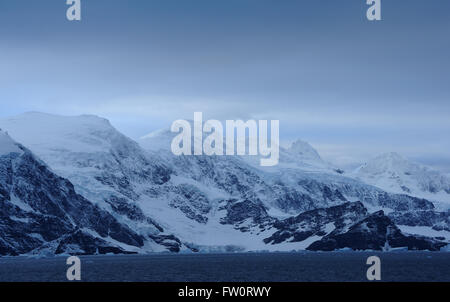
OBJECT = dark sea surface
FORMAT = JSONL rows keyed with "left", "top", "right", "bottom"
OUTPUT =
{"left": 0, "top": 252, "right": 448, "bottom": 282}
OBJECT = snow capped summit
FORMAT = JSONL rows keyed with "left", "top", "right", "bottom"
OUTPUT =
{"left": 140, "top": 124, "right": 331, "bottom": 172}
{"left": 0, "top": 129, "right": 21, "bottom": 156}
{"left": 1, "top": 112, "right": 172, "bottom": 201}
{"left": 351, "top": 152, "right": 450, "bottom": 205}
{"left": 356, "top": 152, "right": 409, "bottom": 174}
{"left": 0, "top": 112, "right": 129, "bottom": 154}
{"left": 288, "top": 139, "right": 322, "bottom": 162}
{"left": 273, "top": 139, "right": 339, "bottom": 173}
{"left": 0, "top": 112, "right": 167, "bottom": 177}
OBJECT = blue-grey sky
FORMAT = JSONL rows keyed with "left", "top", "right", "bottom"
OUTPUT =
{"left": 1, "top": 0, "right": 449, "bottom": 170}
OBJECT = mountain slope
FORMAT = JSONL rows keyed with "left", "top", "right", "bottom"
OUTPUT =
{"left": 0, "top": 130, "right": 143, "bottom": 255}
{"left": 1, "top": 113, "right": 447, "bottom": 253}
{"left": 264, "top": 202, "right": 445, "bottom": 251}
{"left": 139, "top": 127, "right": 434, "bottom": 213}
{"left": 0, "top": 113, "right": 189, "bottom": 253}
{"left": 351, "top": 152, "right": 450, "bottom": 208}
{"left": 307, "top": 210, "right": 446, "bottom": 251}
{"left": 138, "top": 125, "right": 448, "bottom": 249}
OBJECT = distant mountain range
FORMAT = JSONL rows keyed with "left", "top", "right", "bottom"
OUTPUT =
{"left": 0, "top": 112, "right": 448, "bottom": 256}
{"left": 351, "top": 152, "right": 450, "bottom": 208}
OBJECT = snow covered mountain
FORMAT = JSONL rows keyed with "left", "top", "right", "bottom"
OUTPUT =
{"left": 278, "top": 139, "right": 337, "bottom": 172}
{"left": 139, "top": 127, "right": 433, "bottom": 213}
{"left": 139, "top": 125, "right": 449, "bottom": 248}
{"left": 0, "top": 129, "right": 144, "bottom": 255}
{"left": 351, "top": 152, "right": 450, "bottom": 208}
{"left": 0, "top": 113, "right": 448, "bottom": 254}
{"left": 0, "top": 113, "right": 192, "bottom": 253}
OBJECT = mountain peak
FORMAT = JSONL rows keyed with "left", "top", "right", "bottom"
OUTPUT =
{"left": 352, "top": 151, "right": 450, "bottom": 197}
{"left": 360, "top": 152, "right": 412, "bottom": 174}
{"left": 375, "top": 152, "right": 405, "bottom": 162}
{"left": 288, "top": 139, "right": 322, "bottom": 162}
{"left": 18, "top": 111, "right": 112, "bottom": 126}
{"left": 0, "top": 112, "right": 121, "bottom": 154}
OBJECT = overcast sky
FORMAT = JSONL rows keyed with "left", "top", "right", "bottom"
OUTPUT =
{"left": 1, "top": 0, "right": 449, "bottom": 171}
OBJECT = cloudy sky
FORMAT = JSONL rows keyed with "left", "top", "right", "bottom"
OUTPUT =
{"left": 1, "top": 0, "right": 449, "bottom": 171}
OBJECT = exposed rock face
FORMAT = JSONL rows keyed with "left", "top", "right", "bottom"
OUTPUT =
{"left": 307, "top": 211, "right": 447, "bottom": 251}
{"left": 388, "top": 210, "right": 450, "bottom": 232}
{"left": 219, "top": 198, "right": 274, "bottom": 233}
{"left": 264, "top": 202, "right": 368, "bottom": 244}
{"left": 146, "top": 182, "right": 212, "bottom": 224}
{"left": 40, "top": 230, "right": 139, "bottom": 256}
{"left": 148, "top": 234, "right": 182, "bottom": 253}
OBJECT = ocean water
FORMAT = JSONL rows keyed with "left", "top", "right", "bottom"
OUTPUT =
{"left": 0, "top": 252, "right": 448, "bottom": 282}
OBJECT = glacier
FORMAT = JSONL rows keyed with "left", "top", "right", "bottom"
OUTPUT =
{"left": 0, "top": 112, "right": 448, "bottom": 255}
